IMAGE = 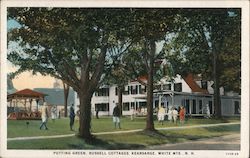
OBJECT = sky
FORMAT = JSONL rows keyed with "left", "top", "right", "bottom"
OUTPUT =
{"left": 7, "top": 20, "right": 56, "bottom": 90}
{"left": 8, "top": 60, "right": 56, "bottom": 90}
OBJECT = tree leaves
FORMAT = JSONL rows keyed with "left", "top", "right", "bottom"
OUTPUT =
{"left": 163, "top": 9, "right": 241, "bottom": 92}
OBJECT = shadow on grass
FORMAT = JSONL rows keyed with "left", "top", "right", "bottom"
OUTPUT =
{"left": 68, "top": 135, "right": 145, "bottom": 150}
{"left": 204, "top": 124, "right": 240, "bottom": 133}
{"left": 141, "top": 129, "right": 209, "bottom": 144}
{"left": 8, "top": 124, "right": 240, "bottom": 150}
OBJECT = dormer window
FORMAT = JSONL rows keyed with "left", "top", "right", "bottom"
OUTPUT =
{"left": 201, "top": 80, "right": 208, "bottom": 89}
{"left": 174, "top": 83, "right": 182, "bottom": 92}
{"left": 163, "top": 84, "right": 171, "bottom": 90}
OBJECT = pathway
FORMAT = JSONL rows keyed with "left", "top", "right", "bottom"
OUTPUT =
{"left": 147, "top": 133, "right": 240, "bottom": 150}
{"left": 7, "top": 122, "right": 240, "bottom": 141}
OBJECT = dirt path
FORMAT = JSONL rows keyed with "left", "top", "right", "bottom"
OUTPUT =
{"left": 147, "top": 133, "right": 240, "bottom": 150}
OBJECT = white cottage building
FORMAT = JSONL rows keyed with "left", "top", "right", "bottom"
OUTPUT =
{"left": 74, "top": 74, "right": 241, "bottom": 117}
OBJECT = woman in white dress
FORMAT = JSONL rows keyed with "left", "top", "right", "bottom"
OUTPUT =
{"left": 158, "top": 106, "right": 165, "bottom": 125}
{"left": 39, "top": 102, "right": 49, "bottom": 130}
{"left": 172, "top": 108, "right": 178, "bottom": 125}
{"left": 167, "top": 107, "right": 173, "bottom": 122}
{"left": 51, "top": 105, "right": 57, "bottom": 122}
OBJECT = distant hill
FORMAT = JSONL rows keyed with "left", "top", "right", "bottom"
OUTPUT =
{"left": 7, "top": 75, "right": 17, "bottom": 94}
{"left": 34, "top": 88, "right": 75, "bottom": 106}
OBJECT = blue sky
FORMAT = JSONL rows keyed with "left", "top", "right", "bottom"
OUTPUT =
{"left": 7, "top": 19, "right": 56, "bottom": 90}
{"left": 7, "top": 19, "right": 20, "bottom": 73}
{"left": 7, "top": 19, "right": 21, "bottom": 30}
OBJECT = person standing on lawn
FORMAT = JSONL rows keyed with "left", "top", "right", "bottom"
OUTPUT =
{"left": 205, "top": 104, "right": 211, "bottom": 118}
{"left": 69, "top": 104, "right": 75, "bottom": 131}
{"left": 96, "top": 107, "right": 99, "bottom": 119}
{"left": 179, "top": 106, "right": 185, "bottom": 125}
{"left": 167, "top": 107, "right": 173, "bottom": 122}
{"left": 158, "top": 105, "right": 165, "bottom": 125}
{"left": 131, "top": 107, "right": 135, "bottom": 121}
{"left": 112, "top": 101, "right": 121, "bottom": 129}
{"left": 51, "top": 105, "right": 57, "bottom": 122}
{"left": 172, "top": 107, "right": 178, "bottom": 125}
{"left": 39, "top": 102, "right": 49, "bottom": 130}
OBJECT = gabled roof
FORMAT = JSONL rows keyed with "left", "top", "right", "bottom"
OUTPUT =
{"left": 130, "top": 76, "right": 148, "bottom": 84}
{"left": 8, "top": 88, "right": 46, "bottom": 99}
{"left": 183, "top": 74, "right": 208, "bottom": 94}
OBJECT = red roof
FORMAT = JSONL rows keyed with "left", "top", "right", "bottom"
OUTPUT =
{"left": 8, "top": 88, "right": 46, "bottom": 98}
{"left": 183, "top": 74, "right": 208, "bottom": 94}
{"left": 130, "top": 75, "right": 148, "bottom": 83}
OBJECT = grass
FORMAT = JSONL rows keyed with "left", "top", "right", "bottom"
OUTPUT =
{"left": 7, "top": 116, "right": 240, "bottom": 138}
{"left": 7, "top": 124, "right": 240, "bottom": 149}
{"left": 7, "top": 119, "right": 76, "bottom": 138}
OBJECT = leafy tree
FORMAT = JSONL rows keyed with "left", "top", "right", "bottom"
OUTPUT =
{"left": 163, "top": 9, "right": 241, "bottom": 117}
{"left": 8, "top": 8, "right": 132, "bottom": 140}
{"left": 103, "top": 59, "right": 130, "bottom": 115}
{"left": 124, "top": 9, "right": 178, "bottom": 130}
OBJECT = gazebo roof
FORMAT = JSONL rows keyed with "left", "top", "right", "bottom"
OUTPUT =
{"left": 8, "top": 88, "right": 46, "bottom": 100}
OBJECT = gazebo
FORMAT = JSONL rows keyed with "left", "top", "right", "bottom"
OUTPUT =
{"left": 7, "top": 89, "right": 46, "bottom": 120}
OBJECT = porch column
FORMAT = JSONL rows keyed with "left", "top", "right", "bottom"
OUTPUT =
{"left": 36, "top": 99, "right": 40, "bottom": 111}
{"left": 24, "top": 98, "right": 27, "bottom": 111}
{"left": 169, "top": 93, "right": 174, "bottom": 106}
{"left": 29, "top": 99, "right": 33, "bottom": 112}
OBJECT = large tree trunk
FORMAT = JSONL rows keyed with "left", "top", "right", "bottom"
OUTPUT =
{"left": 78, "top": 91, "right": 93, "bottom": 140}
{"left": 212, "top": 46, "right": 222, "bottom": 118}
{"left": 117, "top": 86, "right": 124, "bottom": 115}
{"left": 145, "top": 40, "right": 155, "bottom": 131}
{"left": 63, "top": 82, "right": 69, "bottom": 117}
{"left": 76, "top": 45, "right": 107, "bottom": 141}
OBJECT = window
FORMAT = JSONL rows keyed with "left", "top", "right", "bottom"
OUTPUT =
{"left": 201, "top": 80, "right": 207, "bottom": 89}
{"left": 174, "top": 83, "right": 182, "bottom": 92}
{"left": 129, "top": 86, "right": 133, "bottom": 94}
{"left": 199, "top": 100, "right": 202, "bottom": 114}
{"left": 130, "top": 85, "right": 138, "bottom": 95}
{"left": 155, "top": 100, "right": 159, "bottom": 109}
{"left": 95, "top": 88, "right": 109, "bottom": 96}
{"left": 163, "top": 84, "right": 171, "bottom": 90}
{"left": 139, "top": 102, "right": 146, "bottom": 108}
{"left": 131, "top": 102, "right": 135, "bottom": 109}
{"left": 139, "top": 85, "right": 142, "bottom": 94}
{"left": 154, "top": 85, "right": 161, "bottom": 91}
{"left": 123, "top": 86, "right": 129, "bottom": 95}
{"left": 185, "top": 99, "right": 190, "bottom": 114}
{"left": 139, "top": 85, "right": 146, "bottom": 94}
{"left": 234, "top": 101, "right": 240, "bottom": 114}
{"left": 209, "top": 101, "right": 213, "bottom": 114}
{"left": 192, "top": 99, "right": 196, "bottom": 114}
{"left": 123, "top": 102, "right": 130, "bottom": 111}
{"left": 95, "top": 103, "right": 109, "bottom": 111}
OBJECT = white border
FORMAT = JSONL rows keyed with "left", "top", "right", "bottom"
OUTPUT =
{"left": 240, "top": 2, "right": 249, "bottom": 157}
{"left": 1, "top": 0, "right": 249, "bottom": 158}
{"left": 0, "top": 1, "right": 8, "bottom": 158}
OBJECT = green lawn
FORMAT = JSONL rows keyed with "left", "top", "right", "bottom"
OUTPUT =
{"left": 7, "top": 116, "right": 240, "bottom": 149}
{"left": 7, "top": 119, "right": 76, "bottom": 138}
{"left": 7, "top": 124, "right": 240, "bottom": 149}
{"left": 7, "top": 116, "right": 240, "bottom": 138}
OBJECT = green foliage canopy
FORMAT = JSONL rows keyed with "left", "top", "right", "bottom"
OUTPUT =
{"left": 8, "top": 8, "right": 132, "bottom": 92}
{"left": 163, "top": 9, "right": 241, "bottom": 92}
